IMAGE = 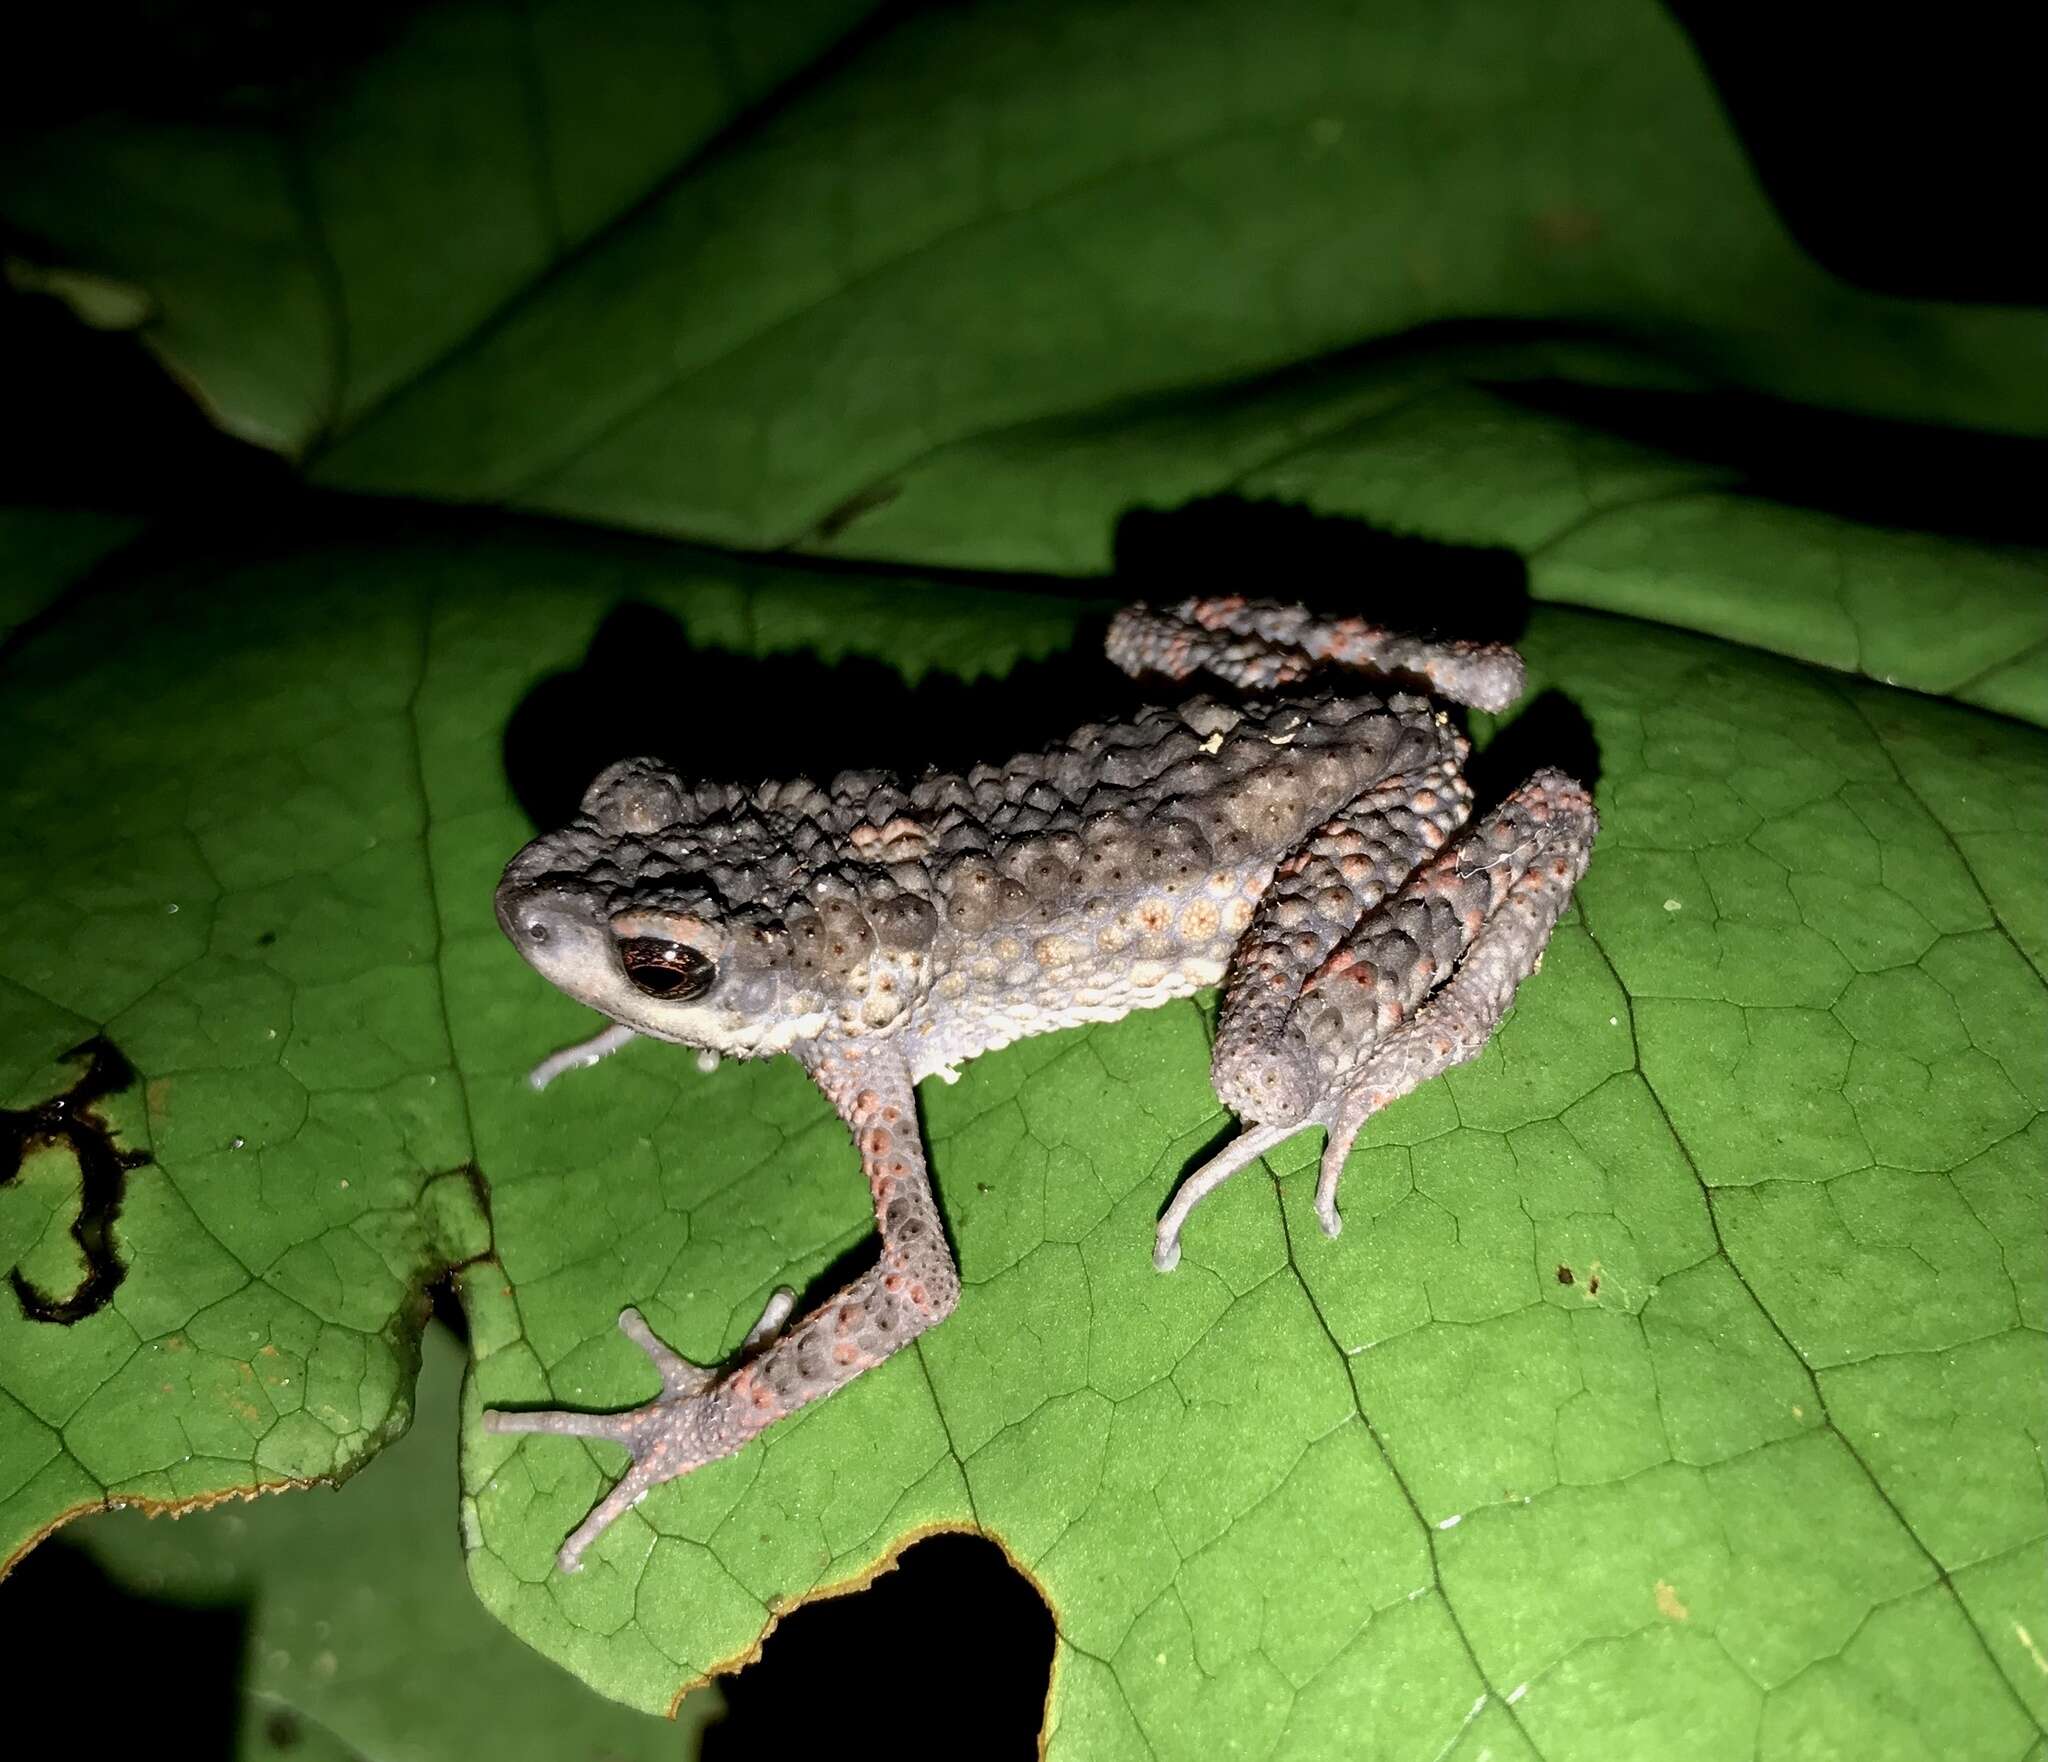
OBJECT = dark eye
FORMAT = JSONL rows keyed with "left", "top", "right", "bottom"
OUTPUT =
{"left": 618, "top": 938, "right": 716, "bottom": 1001}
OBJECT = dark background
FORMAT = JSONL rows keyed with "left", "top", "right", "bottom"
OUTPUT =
{"left": 0, "top": 3, "right": 2039, "bottom": 1757}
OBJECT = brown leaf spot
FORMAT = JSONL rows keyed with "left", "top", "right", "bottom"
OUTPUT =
{"left": 1530, "top": 206, "right": 1603, "bottom": 251}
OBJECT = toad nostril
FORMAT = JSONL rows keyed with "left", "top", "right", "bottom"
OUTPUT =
{"left": 496, "top": 883, "right": 588, "bottom": 953}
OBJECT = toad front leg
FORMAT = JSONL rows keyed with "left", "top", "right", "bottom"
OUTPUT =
{"left": 485, "top": 1042, "right": 955, "bottom": 1572}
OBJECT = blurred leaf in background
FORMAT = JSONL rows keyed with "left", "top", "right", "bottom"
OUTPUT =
{"left": 14, "top": 1321, "right": 721, "bottom": 1760}
{"left": 0, "top": 2, "right": 2042, "bottom": 1758}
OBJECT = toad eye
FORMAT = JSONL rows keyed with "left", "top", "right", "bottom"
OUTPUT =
{"left": 618, "top": 938, "right": 716, "bottom": 1001}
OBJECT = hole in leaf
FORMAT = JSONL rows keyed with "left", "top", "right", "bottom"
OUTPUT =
{"left": 700, "top": 1532, "right": 1054, "bottom": 1758}
{"left": 1, "top": 1036, "right": 153, "bottom": 1325}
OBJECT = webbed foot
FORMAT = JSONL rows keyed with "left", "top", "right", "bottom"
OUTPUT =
{"left": 484, "top": 1289, "right": 794, "bottom": 1571}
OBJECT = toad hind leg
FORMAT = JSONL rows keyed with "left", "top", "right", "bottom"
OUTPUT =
{"left": 484, "top": 1044, "right": 956, "bottom": 1572}
{"left": 1156, "top": 769, "right": 1597, "bottom": 1270}
{"left": 1107, "top": 594, "right": 1527, "bottom": 711}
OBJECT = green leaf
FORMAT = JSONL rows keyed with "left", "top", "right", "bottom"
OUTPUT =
{"left": 3, "top": 1, "right": 2044, "bottom": 1751}
{"left": 820, "top": 351, "right": 2048, "bottom": 725}
{"left": 5, "top": 0, "right": 2044, "bottom": 718}
{"left": 33, "top": 1321, "right": 717, "bottom": 1760}
{"left": 0, "top": 508, "right": 146, "bottom": 639}
{"left": 1, "top": 574, "right": 474, "bottom": 1548}
{"left": 0, "top": 0, "right": 883, "bottom": 453}
{"left": 3, "top": 526, "right": 2040, "bottom": 1756}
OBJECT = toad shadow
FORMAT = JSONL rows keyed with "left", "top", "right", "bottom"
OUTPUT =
{"left": 501, "top": 600, "right": 1143, "bottom": 833}
{"left": 502, "top": 494, "right": 1593, "bottom": 829}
